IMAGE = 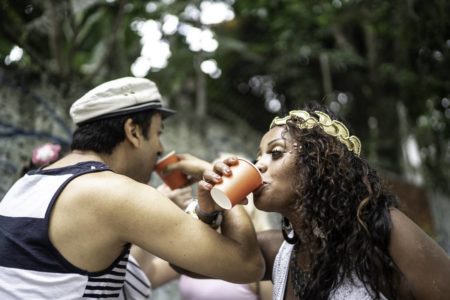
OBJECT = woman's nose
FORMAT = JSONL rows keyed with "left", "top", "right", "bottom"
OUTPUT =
{"left": 255, "top": 160, "right": 267, "bottom": 173}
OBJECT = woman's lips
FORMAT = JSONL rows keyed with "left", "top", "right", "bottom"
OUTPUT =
{"left": 253, "top": 181, "right": 267, "bottom": 197}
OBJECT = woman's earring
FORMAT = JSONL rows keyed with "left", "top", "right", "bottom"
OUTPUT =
{"left": 282, "top": 217, "right": 299, "bottom": 244}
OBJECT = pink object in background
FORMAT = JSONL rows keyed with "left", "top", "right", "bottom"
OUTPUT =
{"left": 31, "top": 143, "right": 62, "bottom": 166}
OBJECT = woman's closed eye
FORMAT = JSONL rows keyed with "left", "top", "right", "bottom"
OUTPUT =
{"left": 254, "top": 145, "right": 287, "bottom": 162}
{"left": 270, "top": 148, "right": 286, "bottom": 159}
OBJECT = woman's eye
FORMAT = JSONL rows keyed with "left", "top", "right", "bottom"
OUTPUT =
{"left": 270, "top": 149, "right": 284, "bottom": 159}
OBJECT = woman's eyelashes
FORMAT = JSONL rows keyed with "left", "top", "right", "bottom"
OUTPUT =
{"left": 254, "top": 147, "right": 286, "bottom": 162}
{"left": 270, "top": 148, "right": 286, "bottom": 159}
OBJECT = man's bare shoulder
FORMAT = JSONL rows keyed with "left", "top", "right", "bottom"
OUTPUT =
{"left": 71, "top": 170, "right": 141, "bottom": 193}
{"left": 53, "top": 169, "right": 170, "bottom": 244}
{"left": 60, "top": 170, "right": 159, "bottom": 211}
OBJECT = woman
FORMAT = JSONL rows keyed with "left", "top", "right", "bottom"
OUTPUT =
{"left": 199, "top": 103, "right": 450, "bottom": 300}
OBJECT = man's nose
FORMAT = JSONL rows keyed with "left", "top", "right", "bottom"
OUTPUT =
{"left": 158, "top": 140, "right": 164, "bottom": 155}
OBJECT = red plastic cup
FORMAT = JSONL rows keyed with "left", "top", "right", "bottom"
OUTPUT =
{"left": 155, "top": 151, "right": 189, "bottom": 190}
{"left": 210, "top": 158, "right": 263, "bottom": 209}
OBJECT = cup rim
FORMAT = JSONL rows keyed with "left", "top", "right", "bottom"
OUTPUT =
{"left": 237, "top": 157, "right": 262, "bottom": 179}
{"left": 157, "top": 150, "right": 176, "bottom": 164}
{"left": 210, "top": 187, "right": 232, "bottom": 209}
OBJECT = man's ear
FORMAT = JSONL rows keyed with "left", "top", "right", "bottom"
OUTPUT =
{"left": 124, "top": 118, "right": 141, "bottom": 148}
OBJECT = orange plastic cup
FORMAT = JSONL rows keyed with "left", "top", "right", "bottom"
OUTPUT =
{"left": 210, "top": 158, "right": 263, "bottom": 209}
{"left": 155, "top": 151, "right": 189, "bottom": 190}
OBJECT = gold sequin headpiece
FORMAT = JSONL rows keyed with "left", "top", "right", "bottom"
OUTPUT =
{"left": 270, "top": 110, "right": 362, "bottom": 156}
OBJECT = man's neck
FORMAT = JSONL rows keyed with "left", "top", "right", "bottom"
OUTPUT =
{"left": 48, "top": 150, "right": 110, "bottom": 170}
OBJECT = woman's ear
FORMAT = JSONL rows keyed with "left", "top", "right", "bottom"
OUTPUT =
{"left": 124, "top": 118, "right": 141, "bottom": 148}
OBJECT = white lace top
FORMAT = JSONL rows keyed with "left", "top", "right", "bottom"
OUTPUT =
{"left": 272, "top": 241, "right": 387, "bottom": 300}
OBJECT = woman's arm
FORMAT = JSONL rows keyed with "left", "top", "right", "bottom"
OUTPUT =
{"left": 257, "top": 230, "right": 284, "bottom": 281}
{"left": 130, "top": 245, "right": 179, "bottom": 288}
{"left": 248, "top": 280, "right": 273, "bottom": 300}
{"left": 389, "top": 208, "right": 450, "bottom": 300}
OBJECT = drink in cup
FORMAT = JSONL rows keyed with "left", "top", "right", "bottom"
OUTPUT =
{"left": 155, "top": 151, "right": 189, "bottom": 190}
{"left": 210, "top": 158, "right": 263, "bottom": 209}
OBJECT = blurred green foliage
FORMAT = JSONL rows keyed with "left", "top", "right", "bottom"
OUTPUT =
{"left": 0, "top": 0, "right": 449, "bottom": 192}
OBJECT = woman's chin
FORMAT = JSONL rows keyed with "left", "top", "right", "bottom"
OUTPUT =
{"left": 253, "top": 195, "right": 270, "bottom": 212}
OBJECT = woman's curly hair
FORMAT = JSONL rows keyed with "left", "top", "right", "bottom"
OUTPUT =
{"left": 283, "top": 103, "right": 401, "bottom": 300}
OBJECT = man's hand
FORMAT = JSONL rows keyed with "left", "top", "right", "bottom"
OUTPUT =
{"left": 163, "top": 153, "right": 212, "bottom": 182}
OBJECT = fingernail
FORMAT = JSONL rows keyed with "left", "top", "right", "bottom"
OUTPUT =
{"left": 201, "top": 181, "right": 212, "bottom": 189}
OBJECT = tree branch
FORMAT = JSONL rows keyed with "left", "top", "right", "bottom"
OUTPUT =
{"left": 82, "top": 0, "right": 127, "bottom": 83}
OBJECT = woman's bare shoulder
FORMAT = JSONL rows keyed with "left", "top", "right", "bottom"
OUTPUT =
{"left": 389, "top": 208, "right": 450, "bottom": 300}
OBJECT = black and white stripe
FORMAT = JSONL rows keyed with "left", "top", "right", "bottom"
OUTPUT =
{"left": 119, "top": 255, "right": 151, "bottom": 300}
{"left": 0, "top": 162, "right": 134, "bottom": 299}
{"left": 83, "top": 253, "right": 129, "bottom": 298}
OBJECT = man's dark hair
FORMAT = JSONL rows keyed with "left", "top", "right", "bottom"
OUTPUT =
{"left": 71, "top": 110, "right": 155, "bottom": 154}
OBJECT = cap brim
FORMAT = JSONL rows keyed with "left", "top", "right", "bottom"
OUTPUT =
{"left": 77, "top": 103, "right": 176, "bottom": 124}
{"left": 155, "top": 107, "right": 176, "bottom": 119}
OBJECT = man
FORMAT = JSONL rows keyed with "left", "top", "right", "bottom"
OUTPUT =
{"left": 0, "top": 77, "right": 264, "bottom": 299}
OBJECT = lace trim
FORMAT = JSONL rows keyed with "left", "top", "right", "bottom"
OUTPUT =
{"left": 272, "top": 241, "right": 387, "bottom": 300}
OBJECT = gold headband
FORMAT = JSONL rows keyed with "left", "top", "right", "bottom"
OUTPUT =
{"left": 270, "top": 110, "right": 361, "bottom": 156}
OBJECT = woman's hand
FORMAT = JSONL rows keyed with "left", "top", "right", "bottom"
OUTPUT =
{"left": 197, "top": 156, "right": 239, "bottom": 213}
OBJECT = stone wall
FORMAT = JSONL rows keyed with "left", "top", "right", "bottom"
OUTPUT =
{"left": 0, "top": 73, "right": 73, "bottom": 196}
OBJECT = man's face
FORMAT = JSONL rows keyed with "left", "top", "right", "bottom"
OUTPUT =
{"left": 136, "top": 113, "right": 164, "bottom": 183}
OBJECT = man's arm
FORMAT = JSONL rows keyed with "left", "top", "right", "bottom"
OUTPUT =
{"left": 102, "top": 175, "right": 265, "bottom": 284}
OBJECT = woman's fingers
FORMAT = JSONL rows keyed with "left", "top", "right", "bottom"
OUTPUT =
{"left": 197, "top": 180, "right": 223, "bottom": 212}
{"left": 222, "top": 156, "right": 239, "bottom": 166}
{"left": 211, "top": 156, "right": 238, "bottom": 177}
{"left": 202, "top": 170, "right": 223, "bottom": 184}
{"left": 198, "top": 179, "right": 213, "bottom": 191}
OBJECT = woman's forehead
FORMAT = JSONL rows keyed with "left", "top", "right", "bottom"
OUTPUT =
{"left": 260, "top": 126, "right": 290, "bottom": 146}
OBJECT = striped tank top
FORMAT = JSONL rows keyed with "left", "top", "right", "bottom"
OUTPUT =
{"left": 0, "top": 161, "right": 131, "bottom": 299}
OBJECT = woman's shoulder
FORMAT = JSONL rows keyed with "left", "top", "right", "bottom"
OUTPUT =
{"left": 388, "top": 208, "right": 450, "bottom": 300}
